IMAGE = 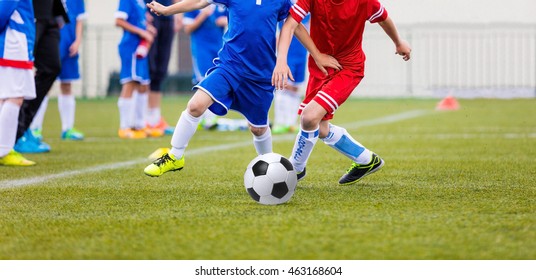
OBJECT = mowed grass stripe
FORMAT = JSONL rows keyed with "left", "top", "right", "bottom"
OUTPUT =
{"left": 0, "top": 109, "right": 432, "bottom": 190}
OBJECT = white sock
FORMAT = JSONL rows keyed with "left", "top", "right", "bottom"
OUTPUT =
{"left": 58, "top": 94, "right": 75, "bottom": 131}
{"left": 147, "top": 107, "right": 160, "bottom": 127}
{"left": 322, "top": 124, "right": 372, "bottom": 164}
{"left": 117, "top": 97, "right": 134, "bottom": 129}
{"left": 253, "top": 127, "right": 272, "bottom": 155}
{"left": 133, "top": 90, "right": 148, "bottom": 129}
{"left": 273, "top": 90, "right": 286, "bottom": 126}
{"left": 289, "top": 126, "right": 319, "bottom": 173}
{"left": 0, "top": 102, "right": 21, "bottom": 156}
{"left": 170, "top": 110, "right": 201, "bottom": 159}
{"left": 30, "top": 95, "right": 48, "bottom": 131}
{"left": 286, "top": 90, "right": 301, "bottom": 127}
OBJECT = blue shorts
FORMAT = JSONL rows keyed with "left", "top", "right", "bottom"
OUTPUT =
{"left": 195, "top": 66, "right": 274, "bottom": 127}
{"left": 58, "top": 54, "right": 80, "bottom": 82}
{"left": 118, "top": 45, "right": 150, "bottom": 85}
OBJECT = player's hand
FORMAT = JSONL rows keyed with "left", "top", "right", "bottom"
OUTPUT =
{"left": 69, "top": 40, "right": 80, "bottom": 57}
{"left": 272, "top": 63, "right": 294, "bottom": 91}
{"left": 147, "top": 24, "right": 158, "bottom": 37}
{"left": 147, "top": 1, "right": 166, "bottom": 16}
{"left": 396, "top": 40, "right": 411, "bottom": 61}
{"left": 140, "top": 30, "right": 155, "bottom": 44}
{"left": 313, "top": 53, "right": 342, "bottom": 76}
{"left": 199, "top": 5, "right": 215, "bottom": 18}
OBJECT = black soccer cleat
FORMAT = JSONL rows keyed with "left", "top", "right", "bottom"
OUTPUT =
{"left": 296, "top": 167, "right": 307, "bottom": 181}
{"left": 338, "top": 153, "right": 384, "bottom": 185}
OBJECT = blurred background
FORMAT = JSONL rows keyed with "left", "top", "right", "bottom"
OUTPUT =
{"left": 57, "top": 0, "right": 536, "bottom": 99}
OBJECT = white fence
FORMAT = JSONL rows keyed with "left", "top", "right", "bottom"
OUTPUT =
{"left": 59, "top": 23, "right": 536, "bottom": 99}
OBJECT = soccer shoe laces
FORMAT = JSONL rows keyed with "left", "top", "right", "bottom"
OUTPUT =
{"left": 153, "top": 153, "right": 174, "bottom": 166}
{"left": 345, "top": 159, "right": 376, "bottom": 174}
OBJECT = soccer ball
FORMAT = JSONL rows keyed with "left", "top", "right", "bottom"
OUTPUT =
{"left": 244, "top": 153, "right": 297, "bottom": 205}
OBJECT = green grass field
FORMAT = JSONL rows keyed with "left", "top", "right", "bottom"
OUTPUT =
{"left": 0, "top": 96, "right": 535, "bottom": 260}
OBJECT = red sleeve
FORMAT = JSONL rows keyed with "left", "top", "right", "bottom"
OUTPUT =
{"left": 368, "top": 0, "right": 388, "bottom": 23}
{"left": 289, "top": 0, "right": 310, "bottom": 23}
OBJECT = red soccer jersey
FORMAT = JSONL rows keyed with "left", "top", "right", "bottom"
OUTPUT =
{"left": 290, "top": 0, "right": 388, "bottom": 75}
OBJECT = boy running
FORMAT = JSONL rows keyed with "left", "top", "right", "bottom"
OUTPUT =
{"left": 272, "top": 0, "right": 411, "bottom": 185}
{"left": 144, "top": 0, "right": 292, "bottom": 177}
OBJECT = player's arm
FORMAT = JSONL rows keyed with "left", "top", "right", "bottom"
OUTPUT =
{"left": 183, "top": 6, "right": 214, "bottom": 34}
{"left": 0, "top": 1, "right": 19, "bottom": 31}
{"left": 147, "top": 0, "right": 210, "bottom": 17}
{"left": 115, "top": 18, "right": 154, "bottom": 43}
{"left": 293, "top": 23, "right": 342, "bottom": 75}
{"left": 272, "top": 16, "right": 299, "bottom": 90}
{"left": 69, "top": 18, "right": 84, "bottom": 57}
{"left": 378, "top": 16, "right": 411, "bottom": 61}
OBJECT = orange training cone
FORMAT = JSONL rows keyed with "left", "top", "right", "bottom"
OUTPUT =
{"left": 436, "top": 95, "right": 460, "bottom": 111}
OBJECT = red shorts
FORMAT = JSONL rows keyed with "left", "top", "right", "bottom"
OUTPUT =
{"left": 299, "top": 67, "right": 364, "bottom": 120}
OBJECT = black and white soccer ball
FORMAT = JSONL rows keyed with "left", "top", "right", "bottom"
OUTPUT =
{"left": 244, "top": 153, "right": 297, "bottom": 205}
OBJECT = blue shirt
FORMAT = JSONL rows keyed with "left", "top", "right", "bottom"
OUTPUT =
{"left": 184, "top": 6, "right": 226, "bottom": 81}
{"left": 0, "top": 0, "right": 35, "bottom": 68}
{"left": 60, "top": 0, "right": 86, "bottom": 52}
{"left": 115, "top": 0, "right": 147, "bottom": 50}
{"left": 208, "top": 0, "right": 291, "bottom": 82}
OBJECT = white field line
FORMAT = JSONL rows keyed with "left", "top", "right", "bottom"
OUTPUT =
{"left": 0, "top": 109, "right": 431, "bottom": 190}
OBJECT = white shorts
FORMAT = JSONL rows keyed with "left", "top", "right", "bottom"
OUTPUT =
{"left": 0, "top": 66, "right": 36, "bottom": 100}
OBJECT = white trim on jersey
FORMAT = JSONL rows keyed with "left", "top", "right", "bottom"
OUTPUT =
{"left": 193, "top": 84, "right": 229, "bottom": 113}
{"left": 77, "top": 13, "right": 88, "bottom": 21}
{"left": 182, "top": 17, "right": 195, "bottom": 25}
{"left": 318, "top": 91, "right": 339, "bottom": 112}
{"left": 368, "top": 5, "right": 385, "bottom": 22}
{"left": 292, "top": 5, "right": 307, "bottom": 20}
{"left": 114, "top": 11, "right": 128, "bottom": 20}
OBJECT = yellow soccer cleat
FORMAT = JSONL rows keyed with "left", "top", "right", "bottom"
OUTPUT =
{"left": 147, "top": 147, "right": 170, "bottom": 160}
{"left": 0, "top": 150, "right": 36, "bottom": 166}
{"left": 144, "top": 126, "right": 165, "bottom": 138}
{"left": 118, "top": 128, "right": 147, "bottom": 139}
{"left": 144, "top": 153, "right": 185, "bottom": 177}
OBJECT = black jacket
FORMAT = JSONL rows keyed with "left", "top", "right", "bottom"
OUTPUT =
{"left": 33, "top": 0, "right": 69, "bottom": 24}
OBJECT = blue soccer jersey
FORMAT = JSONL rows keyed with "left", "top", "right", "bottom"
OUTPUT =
{"left": 115, "top": 0, "right": 150, "bottom": 84}
{"left": 207, "top": 0, "right": 291, "bottom": 83}
{"left": 0, "top": 0, "right": 35, "bottom": 69}
{"left": 59, "top": 0, "right": 86, "bottom": 81}
{"left": 184, "top": 6, "right": 226, "bottom": 83}
{"left": 60, "top": 0, "right": 86, "bottom": 55}
{"left": 196, "top": 0, "right": 292, "bottom": 127}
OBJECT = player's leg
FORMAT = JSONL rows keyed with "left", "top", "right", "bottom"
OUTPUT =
{"left": 0, "top": 98, "right": 35, "bottom": 166}
{"left": 29, "top": 95, "right": 48, "bottom": 139}
{"left": 58, "top": 53, "right": 83, "bottom": 140}
{"left": 58, "top": 82, "right": 84, "bottom": 140}
{"left": 117, "top": 81, "right": 145, "bottom": 139}
{"left": 317, "top": 70, "right": 383, "bottom": 185}
{"left": 321, "top": 123, "right": 383, "bottom": 185}
{"left": 147, "top": 19, "right": 174, "bottom": 135}
{"left": 144, "top": 67, "right": 235, "bottom": 177}
{"left": 232, "top": 77, "right": 273, "bottom": 155}
{"left": 144, "top": 89, "right": 213, "bottom": 177}
{"left": 272, "top": 89, "right": 289, "bottom": 134}
{"left": 289, "top": 100, "right": 326, "bottom": 180}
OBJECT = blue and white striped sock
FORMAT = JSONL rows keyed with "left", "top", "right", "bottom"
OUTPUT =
{"left": 322, "top": 124, "right": 372, "bottom": 164}
{"left": 290, "top": 127, "right": 319, "bottom": 173}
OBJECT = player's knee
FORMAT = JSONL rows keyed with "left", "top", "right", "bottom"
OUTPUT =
{"left": 300, "top": 112, "right": 321, "bottom": 131}
{"left": 186, "top": 100, "right": 206, "bottom": 117}
{"left": 249, "top": 126, "right": 267, "bottom": 137}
